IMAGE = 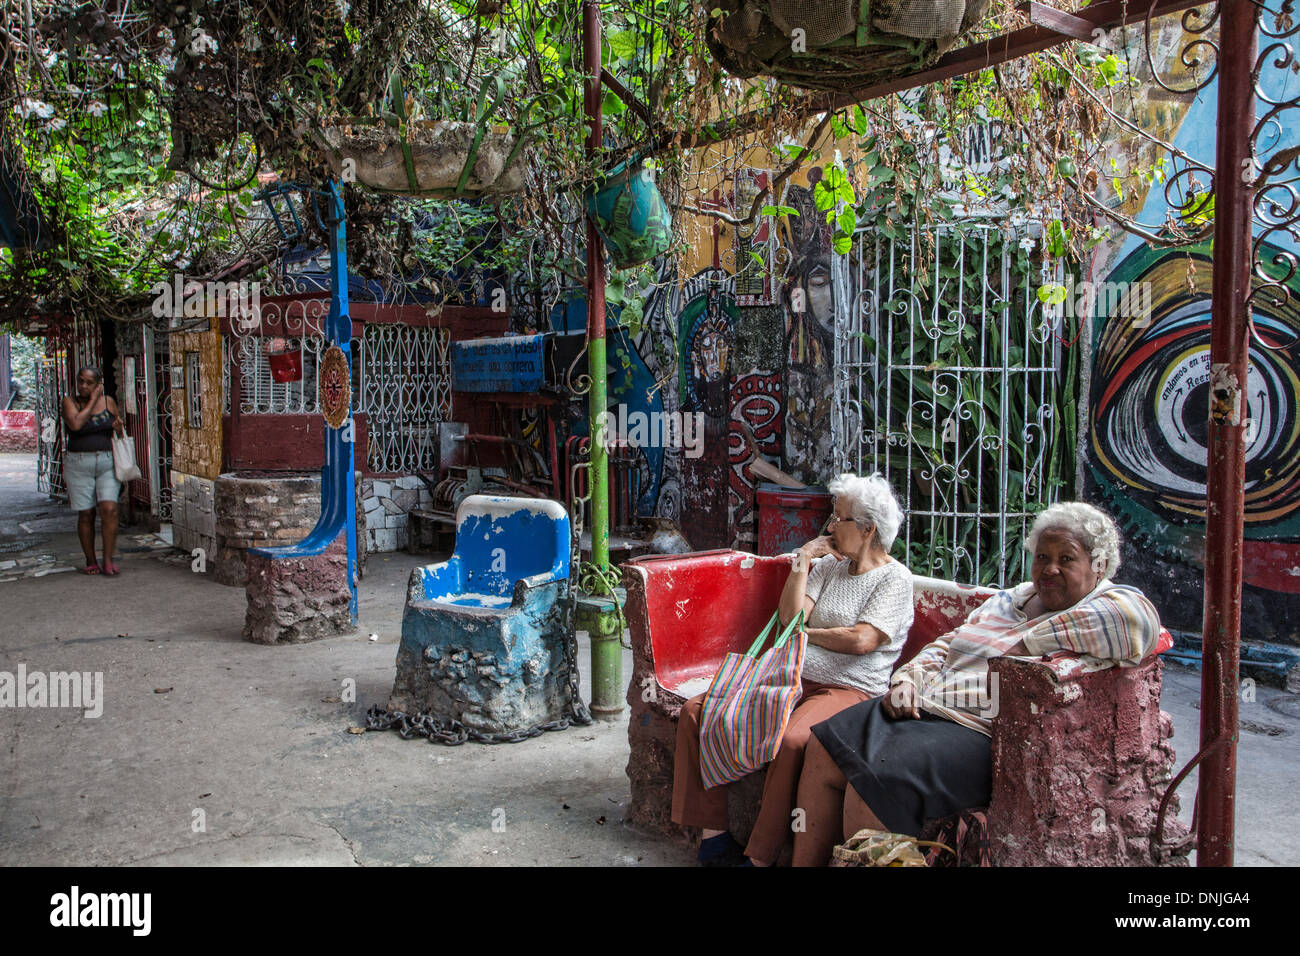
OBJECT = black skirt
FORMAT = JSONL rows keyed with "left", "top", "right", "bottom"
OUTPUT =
{"left": 811, "top": 696, "right": 992, "bottom": 837}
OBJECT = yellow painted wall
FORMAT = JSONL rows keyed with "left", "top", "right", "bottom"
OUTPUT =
{"left": 678, "top": 125, "right": 861, "bottom": 279}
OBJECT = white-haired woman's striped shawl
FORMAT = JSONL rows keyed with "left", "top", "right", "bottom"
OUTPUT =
{"left": 890, "top": 581, "right": 1162, "bottom": 736}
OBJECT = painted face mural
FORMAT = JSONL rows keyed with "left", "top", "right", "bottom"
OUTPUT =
{"left": 1089, "top": 242, "right": 1300, "bottom": 592}
{"left": 781, "top": 171, "right": 839, "bottom": 483}
{"left": 783, "top": 172, "right": 837, "bottom": 373}
{"left": 679, "top": 274, "right": 738, "bottom": 420}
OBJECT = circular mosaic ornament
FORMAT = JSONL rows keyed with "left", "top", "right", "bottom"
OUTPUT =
{"left": 319, "top": 344, "right": 352, "bottom": 430}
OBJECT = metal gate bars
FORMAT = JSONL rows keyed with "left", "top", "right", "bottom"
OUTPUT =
{"left": 833, "top": 222, "right": 1074, "bottom": 587}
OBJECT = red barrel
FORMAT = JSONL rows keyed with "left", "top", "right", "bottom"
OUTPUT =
{"left": 756, "top": 483, "right": 832, "bottom": 556}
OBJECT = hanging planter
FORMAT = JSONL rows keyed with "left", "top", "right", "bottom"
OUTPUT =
{"left": 313, "top": 74, "right": 542, "bottom": 198}
{"left": 267, "top": 339, "right": 303, "bottom": 383}
{"left": 316, "top": 119, "right": 530, "bottom": 198}
{"left": 705, "top": 0, "right": 993, "bottom": 93}
{"left": 585, "top": 155, "right": 674, "bottom": 270}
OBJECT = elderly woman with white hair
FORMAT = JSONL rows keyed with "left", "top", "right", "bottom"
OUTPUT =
{"left": 673, "top": 473, "right": 914, "bottom": 866}
{"left": 790, "top": 500, "right": 1164, "bottom": 866}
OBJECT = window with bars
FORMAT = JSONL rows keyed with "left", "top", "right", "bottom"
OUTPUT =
{"left": 222, "top": 325, "right": 452, "bottom": 475}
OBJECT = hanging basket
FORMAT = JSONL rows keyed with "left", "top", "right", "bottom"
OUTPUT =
{"left": 706, "top": 0, "right": 993, "bottom": 94}
{"left": 316, "top": 119, "right": 530, "bottom": 198}
{"left": 585, "top": 156, "right": 674, "bottom": 270}
{"left": 314, "top": 72, "right": 549, "bottom": 199}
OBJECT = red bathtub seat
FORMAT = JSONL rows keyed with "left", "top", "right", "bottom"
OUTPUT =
{"left": 622, "top": 549, "right": 1188, "bottom": 866}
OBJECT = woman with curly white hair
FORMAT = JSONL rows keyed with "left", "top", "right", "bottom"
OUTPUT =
{"left": 673, "top": 473, "right": 914, "bottom": 866}
{"left": 790, "top": 500, "right": 1164, "bottom": 866}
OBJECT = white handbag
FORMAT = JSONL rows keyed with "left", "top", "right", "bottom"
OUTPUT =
{"left": 112, "top": 432, "right": 142, "bottom": 483}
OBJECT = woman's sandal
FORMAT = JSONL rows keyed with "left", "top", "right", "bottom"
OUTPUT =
{"left": 103, "top": 562, "right": 120, "bottom": 576}
{"left": 82, "top": 562, "right": 101, "bottom": 575}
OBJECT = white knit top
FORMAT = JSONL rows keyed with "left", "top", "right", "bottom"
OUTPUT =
{"left": 801, "top": 555, "right": 914, "bottom": 697}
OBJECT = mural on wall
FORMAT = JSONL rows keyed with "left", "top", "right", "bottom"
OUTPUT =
{"left": 673, "top": 268, "right": 737, "bottom": 548}
{"left": 1086, "top": 39, "right": 1300, "bottom": 640}
{"left": 1090, "top": 241, "right": 1300, "bottom": 594}
{"left": 781, "top": 169, "right": 837, "bottom": 485}
{"left": 552, "top": 159, "right": 853, "bottom": 548}
{"left": 677, "top": 269, "right": 738, "bottom": 419}
{"left": 733, "top": 168, "right": 779, "bottom": 306}
{"left": 728, "top": 371, "right": 784, "bottom": 548}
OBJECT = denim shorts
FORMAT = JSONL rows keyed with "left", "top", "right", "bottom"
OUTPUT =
{"left": 64, "top": 451, "right": 121, "bottom": 511}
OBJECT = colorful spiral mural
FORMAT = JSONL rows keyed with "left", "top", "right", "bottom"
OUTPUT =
{"left": 1089, "top": 241, "right": 1300, "bottom": 593}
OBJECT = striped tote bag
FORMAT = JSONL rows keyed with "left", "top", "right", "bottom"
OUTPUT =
{"left": 698, "top": 610, "right": 807, "bottom": 790}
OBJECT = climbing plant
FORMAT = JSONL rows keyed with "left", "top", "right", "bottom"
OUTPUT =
{"left": 2, "top": 1, "right": 1218, "bottom": 343}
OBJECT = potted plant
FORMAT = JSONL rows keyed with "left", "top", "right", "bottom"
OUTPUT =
{"left": 312, "top": 72, "right": 546, "bottom": 198}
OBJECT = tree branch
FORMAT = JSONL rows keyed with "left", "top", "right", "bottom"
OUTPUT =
{"left": 683, "top": 109, "right": 836, "bottom": 226}
{"left": 992, "top": 65, "right": 1212, "bottom": 249}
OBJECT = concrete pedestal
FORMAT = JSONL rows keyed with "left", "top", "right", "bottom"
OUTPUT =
{"left": 987, "top": 656, "right": 1191, "bottom": 866}
{"left": 243, "top": 532, "right": 355, "bottom": 645}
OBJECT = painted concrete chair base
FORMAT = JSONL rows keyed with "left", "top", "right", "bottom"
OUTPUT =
{"left": 987, "top": 655, "right": 1189, "bottom": 866}
{"left": 388, "top": 495, "right": 574, "bottom": 734}
{"left": 244, "top": 531, "right": 355, "bottom": 645}
{"left": 623, "top": 549, "right": 1189, "bottom": 866}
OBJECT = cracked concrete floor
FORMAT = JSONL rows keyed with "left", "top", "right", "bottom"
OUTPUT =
{"left": 0, "top": 532, "right": 696, "bottom": 866}
{"left": 0, "top": 454, "right": 1297, "bottom": 866}
{"left": 0, "top": 541, "right": 696, "bottom": 866}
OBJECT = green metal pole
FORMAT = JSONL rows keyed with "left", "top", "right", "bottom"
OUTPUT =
{"left": 583, "top": 0, "right": 622, "bottom": 719}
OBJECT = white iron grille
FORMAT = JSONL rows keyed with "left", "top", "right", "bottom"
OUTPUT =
{"left": 361, "top": 324, "right": 452, "bottom": 475}
{"left": 235, "top": 335, "right": 325, "bottom": 414}
{"left": 834, "top": 223, "right": 1068, "bottom": 587}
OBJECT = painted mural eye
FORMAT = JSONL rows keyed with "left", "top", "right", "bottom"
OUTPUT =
{"left": 806, "top": 266, "right": 831, "bottom": 289}
{"left": 1088, "top": 245, "right": 1300, "bottom": 590}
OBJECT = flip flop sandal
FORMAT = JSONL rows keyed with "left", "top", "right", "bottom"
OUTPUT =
{"left": 103, "top": 562, "right": 120, "bottom": 576}
{"left": 82, "top": 562, "right": 102, "bottom": 575}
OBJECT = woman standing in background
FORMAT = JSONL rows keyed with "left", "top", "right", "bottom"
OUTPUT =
{"left": 61, "top": 366, "right": 125, "bottom": 576}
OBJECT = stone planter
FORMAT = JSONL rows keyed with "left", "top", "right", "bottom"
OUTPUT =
{"left": 316, "top": 120, "right": 528, "bottom": 197}
{"left": 213, "top": 471, "right": 365, "bottom": 587}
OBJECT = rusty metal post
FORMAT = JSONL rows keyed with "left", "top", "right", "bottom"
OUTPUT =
{"left": 582, "top": 0, "right": 622, "bottom": 719}
{"left": 1198, "top": 0, "right": 1259, "bottom": 868}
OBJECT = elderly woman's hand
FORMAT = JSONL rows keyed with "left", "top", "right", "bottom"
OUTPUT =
{"left": 882, "top": 681, "right": 921, "bottom": 720}
{"left": 799, "top": 535, "right": 842, "bottom": 562}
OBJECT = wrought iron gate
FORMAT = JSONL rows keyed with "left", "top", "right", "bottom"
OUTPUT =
{"left": 35, "top": 354, "right": 64, "bottom": 499}
{"left": 833, "top": 222, "right": 1075, "bottom": 587}
{"left": 360, "top": 323, "right": 452, "bottom": 475}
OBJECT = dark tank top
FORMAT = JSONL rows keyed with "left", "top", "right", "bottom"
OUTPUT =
{"left": 67, "top": 401, "right": 115, "bottom": 453}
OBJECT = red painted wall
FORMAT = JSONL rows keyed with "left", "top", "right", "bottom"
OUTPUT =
{"left": 224, "top": 413, "right": 369, "bottom": 473}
